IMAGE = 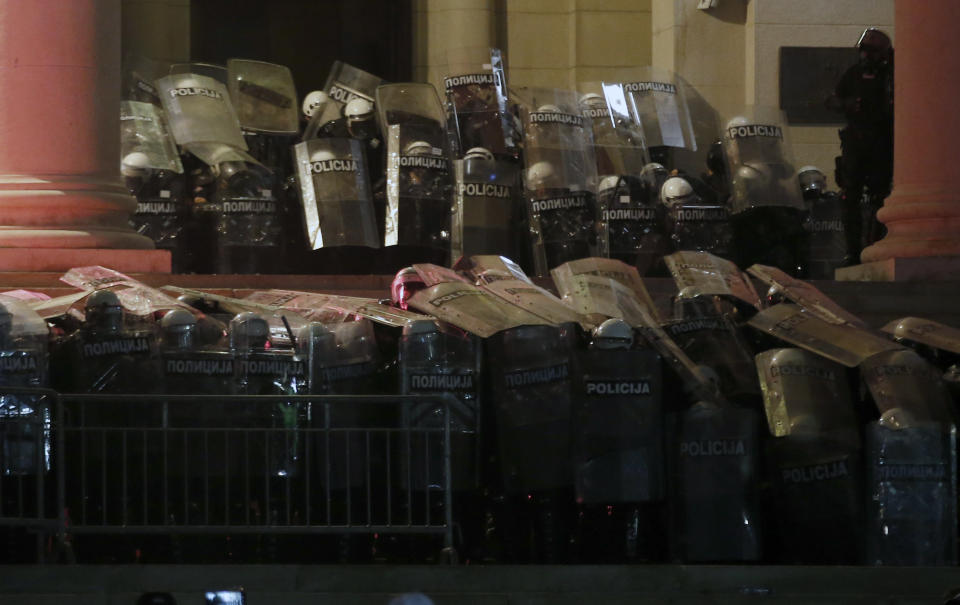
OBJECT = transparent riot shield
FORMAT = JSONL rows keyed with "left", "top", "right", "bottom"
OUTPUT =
{"left": 122, "top": 53, "right": 170, "bottom": 104}
{"left": 444, "top": 47, "right": 517, "bottom": 158}
{"left": 860, "top": 348, "right": 958, "bottom": 566}
{"left": 756, "top": 348, "right": 862, "bottom": 564}
{"left": 579, "top": 84, "right": 649, "bottom": 177}
{"left": 293, "top": 138, "right": 379, "bottom": 249}
{"left": 723, "top": 106, "right": 804, "bottom": 213}
{"left": 515, "top": 87, "right": 599, "bottom": 276}
{"left": 169, "top": 62, "right": 229, "bottom": 86}
{"left": 0, "top": 299, "right": 50, "bottom": 476}
{"left": 662, "top": 316, "right": 761, "bottom": 406}
{"left": 595, "top": 175, "right": 668, "bottom": 274}
{"left": 451, "top": 154, "right": 522, "bottom": 260}
{"left": 155, "top": 73, "right": 249, "bottom": 166}
{"left": 227, "top": 59, "right": 299, "bottom": 135}
{"left": 324, "top": 60, "right": 384, "bottom": 109}
{"left": 121, "top": 101, "right": 183, "bottom": 175}
{"left": 804, "top": 191, "right": 848, "bottom": 279}
{"left": 121, "top": 101, "right": 187, "bottom": 266}
{"left": 866, "top": 421, "right": 957, "bottom": 566}
{"left": 399, "top": 320, "right": 481, "bottom": 492}
{"left": 667, "top": 200, "right": 733, "bottom": 259}
{"left": 673, "top": 401, "right": 762, "bottom": 562}
{"left": 604, "top": 69, "right": 700, "bottom": 166}
{"left": 377, "top": 83, "right": 454, "bottom": 266}
{"left": 723, "top": 107, "right": 808, "bottom": 273}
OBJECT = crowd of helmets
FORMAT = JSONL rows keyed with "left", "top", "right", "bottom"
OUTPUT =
{"left": 121, "top": 50, "right": 847, "bottom": 281}
{"left": 0, "top": 252, "right": 958, "bottom": 566}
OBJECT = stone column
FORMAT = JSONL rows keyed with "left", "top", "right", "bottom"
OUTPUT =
{"left": 856, "top": 0, "right": 960, "bottom": 272}
{"left": 0, "top": 0, "right": 168, "bottom": 272}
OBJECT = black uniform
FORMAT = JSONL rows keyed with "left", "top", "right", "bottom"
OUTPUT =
{"left": 834, "top": 57, "right": 894, "bottom": 258}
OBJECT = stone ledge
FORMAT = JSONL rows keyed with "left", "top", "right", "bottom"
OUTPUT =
{"left": 835, "top": 256, "right": 960, "bottom": 282}
{"left": 0, "top": 248, "right": 170, "bottom": 273}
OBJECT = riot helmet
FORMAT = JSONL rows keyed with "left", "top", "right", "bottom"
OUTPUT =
{"left": 403, "top": 140, "right": 433, "bottom": 156}
{"left": 302, "top": 90, "right": 330, "bottom": 120}
{"left": 578, "top": 92, "right": 605, "bottom": 111}
{"left": 84, "top": 289, "right": 124, "bottom": 333}
{"left": 536, "top": 103, "right": 562, "bottom": 114}
{"left": 857, "top": 28, "right": 892, "bottom": 67}
{"left": 591, "top": 318, "right": 634, "bottom": 350}
{"left": 660, "top": 176, "right": 697, "bottom": 207}
{"left": 228, "top": 311, "right": 270, "bottom": 351}
{"left": 526, "top": 160, "right": 557, "bottom": 190}
{"left": 345, "top": 97, "right": 375, "bottom": 123}
{"left": 160, "top": 308, "right": 197, "bottom": 350}
{"left": 797, "top": 165, "right": 827, "bottom": 201}
{"left": 391, "top": 266, "right": 426, "bottom": 311}
{"left": 121, "top": 151, "right": 152, "bottom": 178}
{"left": 463, "top": 146, "right": 494, "bottom": 162}
{"left": 640, "top": 162, "right": 669, "bottom": 202}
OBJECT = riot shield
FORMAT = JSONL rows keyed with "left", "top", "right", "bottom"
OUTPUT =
{"left": 866, "top": 420, "right": 957, "bottom": 566}
{"left": 121, "top": 101, "right": 183, "bottom": 175}
{"left": 324, "top": 61, "right": 384, "bottom": 109}
{"left": 444, "top": 47, "right": 517, "bottom": 158}
{"left": 208, "top": 156, "right": 282, "bottom": 274}
{"left": 573, "top": 345, "right": 663, "bottom": 504}
{"left": 121, "top": 101, "right": 187, "bottom": 267}
{"left": 723, "top": 107, "right": 804, "bottom": 213}
{"left": 0, "top": 299, "right": 50, "bottom": 476}
{"left": 377, "top": 83, "right": 454, "bottom": 266}
{"left": 169, "top": 62, "right": 228, "bottom": 86}
{"left": 579, "top": 86, "right": 649, "bottom": 177}
{"left": 451, "top": 151, "right": 522, "bottom": 260}
{"left": 662, "top": 316, "right": 761, "bottom": 406}
{"left": 747, "top": 264, "right": 864, "bottom": 327}
{"left": 756, "top": 348, "right": 862, "bottom": 564}
{"left": 487, "top": 323, "right": 577, "bottom": 493}
{"left": 155, "top": 73, "right": 250, "bottom": 167}
{"left": 882, "top": 317, "right": 960, "bottom": 368}
{"left": 723, "top": 107, "right": 807, "bottom": 273}
{"left": 861, "top": 349, "right": 957, "bottom": 427}
{"left": 515, "top": 87, "right": 599, "bottom": 276}
{"left": 293, "top": 138, "right": 379, "bottom": 249}
{"left": 748, "top": 304, "right": 904, "bottom": 368}
{"left": 227, "top": 59, "right": 299, "bottom": 135}
{"left": 603, "top": 68, "right": 718, "bottom": 176}
{"left": 399, "top": 320, "right": 481, "bottom": 492}
{"left": 672, "top": 401, "right": 762, "bottom": 562}
{"left": 667, "top": 201, "right": 733, "bottom": 259}
{"left": 804, "top": 191, "right": 848, "bottom": 279}
{"left": 595, "top": 174, "right": 669, "bottom": 273}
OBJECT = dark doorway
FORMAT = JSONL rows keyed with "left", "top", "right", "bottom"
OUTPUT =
{"left": 190, "top": 0, "right": 413, "bottom": 97}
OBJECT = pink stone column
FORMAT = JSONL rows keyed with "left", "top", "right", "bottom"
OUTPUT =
{"left": 860, "top": 0, "right": 960, "bottom": 263}
{"left": 0, "top": 0, "right": 161, "bottom": 263}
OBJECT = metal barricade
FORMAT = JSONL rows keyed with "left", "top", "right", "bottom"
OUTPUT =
{"left": 0, "top": 390, "right": 457, "bottom": 564}
{"left": 0, "top": 387, "right": 59, "bottom": 562}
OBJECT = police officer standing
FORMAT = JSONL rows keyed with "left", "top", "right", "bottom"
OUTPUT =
{"left": 829, "top": 28, "right": 894, "bottom": 261}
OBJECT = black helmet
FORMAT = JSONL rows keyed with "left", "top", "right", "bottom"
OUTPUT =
{"left": 857, "top": 28, "right": 892, "bottom": 65}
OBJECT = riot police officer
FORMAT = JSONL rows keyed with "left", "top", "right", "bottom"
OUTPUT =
{"left": 829, "top": 28, "right": 894, "bottom": 260}
{"left": 798, "top": 166, "right": 850, "bottom": 278}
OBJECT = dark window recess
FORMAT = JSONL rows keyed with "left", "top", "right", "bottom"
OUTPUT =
{"left": 779, "top": 46, "right": 858, "bottom": 125}
{"left": 190, "top": 0, "right": 413, "bottom": 96}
